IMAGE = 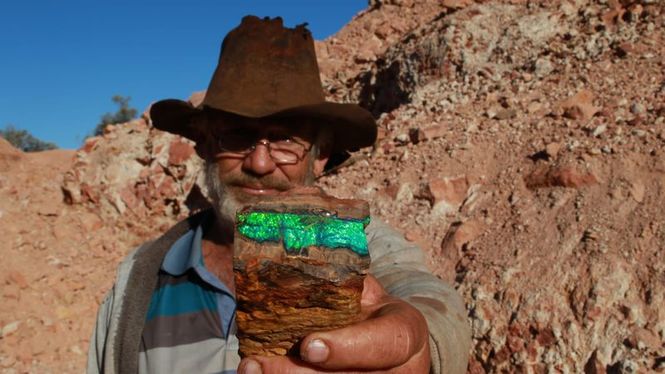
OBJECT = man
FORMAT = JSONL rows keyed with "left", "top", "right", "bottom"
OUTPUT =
{"left": 88, "top": 16, "right": 471, "bottom": 374}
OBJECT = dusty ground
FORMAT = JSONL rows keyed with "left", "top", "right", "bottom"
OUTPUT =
{"left": 0, "top": 139, "right": 126, "bottom": 372}
{"left": 1, "top": 0, "right": 664, "bottom": 372}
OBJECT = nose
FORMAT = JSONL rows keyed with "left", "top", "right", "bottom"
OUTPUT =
{"left": 242, "top": 140, "right": 277, "bottom": 176}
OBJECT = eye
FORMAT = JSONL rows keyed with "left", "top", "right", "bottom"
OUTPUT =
{"left": 217, "top": 129, "right": 257, "bottom": 151}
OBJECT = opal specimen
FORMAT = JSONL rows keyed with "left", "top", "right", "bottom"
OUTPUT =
{"left": 236, "top": 211, "right": 370, "bottom": 256}
{"left": 233, "top": 190, "right": 370, "bottom": 357}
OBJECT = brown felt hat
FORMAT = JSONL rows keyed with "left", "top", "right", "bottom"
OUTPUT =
{"left": 150, "top": 16, "right": 376, "bottom": 152}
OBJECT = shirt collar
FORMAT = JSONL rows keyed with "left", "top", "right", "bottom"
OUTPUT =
{"left": 161, "top": 221, "right": 205, "bottom": 276}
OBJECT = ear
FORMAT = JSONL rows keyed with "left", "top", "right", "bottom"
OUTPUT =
{"left": 312, "top": 144, "right": 331, "bottom": 178}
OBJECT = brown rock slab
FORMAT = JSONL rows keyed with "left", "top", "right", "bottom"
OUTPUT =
{"left": 443, "top": 0, "right": 473, "bottom": 9}
{"left": 119, "top": 185, "right": 140, "bottom": 212}
{"left": 233, "top": 190, "right": 370, "bottom": 357}
{"left": 526, "top": 165, "right": 598, "bottom": 189}
{"left": 439, "top": 220, "right": 484, "bottom": 282}
{"left": 561, "top": 89, "right": 600, "bottom": 121}
{"left": 441, "top": 220, "right": 484, "bottom": 254}
{"left": 421, "top": 176, "right": 470, "bottom": 208}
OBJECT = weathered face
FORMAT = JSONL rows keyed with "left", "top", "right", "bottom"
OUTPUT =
{"left": 197, "top": 112, "right": 330, "bottom": 222}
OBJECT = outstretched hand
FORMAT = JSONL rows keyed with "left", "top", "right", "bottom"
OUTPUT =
{"left": 238, "top": 274, "right": 431, "bottom": 373}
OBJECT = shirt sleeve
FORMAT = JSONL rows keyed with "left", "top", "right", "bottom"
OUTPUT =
{"left": 87, "top": 287, "right": 115, "bottom": 374}
{"left": 366, "top": 218, "right": 471, "bottom": 374}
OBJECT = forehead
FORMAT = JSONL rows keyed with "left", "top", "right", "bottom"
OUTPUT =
{"left": 203, "top": 112, "right": 315, "bottom": 136}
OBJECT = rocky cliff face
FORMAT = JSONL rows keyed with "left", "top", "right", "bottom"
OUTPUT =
{"left": 61, "top": 118, "right": 205, "bottom": 238}
{"left": 1, "top": 0, "right": 664, "bottom": 372}
{"left": 317, "top": 1, "right": 665, "bottom": 372}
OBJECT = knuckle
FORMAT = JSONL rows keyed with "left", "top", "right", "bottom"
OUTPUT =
{"left": 395, "top": 305, "right": 427, "bottom": 354}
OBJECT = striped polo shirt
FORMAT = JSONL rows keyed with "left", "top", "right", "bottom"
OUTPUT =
{"left": 139, "top": 219, "right": 240, "bottom": 374}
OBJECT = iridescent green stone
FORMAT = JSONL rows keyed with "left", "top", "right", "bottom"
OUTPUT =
{"left": 236, "top": 211, "right": 370, "bottom": 257}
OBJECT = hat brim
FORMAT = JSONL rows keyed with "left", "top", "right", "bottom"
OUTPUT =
{"left": 150, "top": 99, "right": 377, "bottom": 153}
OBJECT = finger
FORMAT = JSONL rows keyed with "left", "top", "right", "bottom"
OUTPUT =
{"left": 360, "top": 274, "right": 389, "bottom": 308}
{"left": 299, "top": 300, "right": 428, "bottom": 370}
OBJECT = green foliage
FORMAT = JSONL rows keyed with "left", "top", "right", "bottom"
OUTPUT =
{"left": 93, "top": 95, "right": 138, "bottom": 136}
{"left": 0, "top": 124, "right": 58, "bottom": 152}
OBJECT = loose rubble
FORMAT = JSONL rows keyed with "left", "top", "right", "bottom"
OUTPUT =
{"left": 1, "top": 0, "right": 664, "bottom": 372}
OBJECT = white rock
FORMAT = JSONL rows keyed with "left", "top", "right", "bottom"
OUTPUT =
{"left": 0, "top": 321, "right": 20, "bottom": 338}
{"left": 593, "top": 124, "right": 607, "bottom": 137}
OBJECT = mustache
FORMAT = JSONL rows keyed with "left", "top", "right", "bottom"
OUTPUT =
{"left": 218, "top": 172, "right": 294, "bottom": 191}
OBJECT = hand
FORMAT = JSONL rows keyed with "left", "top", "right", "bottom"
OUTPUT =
{"left": 237, "top": 274, "right": 431, "bottom": 373}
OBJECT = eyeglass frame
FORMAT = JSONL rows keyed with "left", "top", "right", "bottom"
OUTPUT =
{"left": 214, "top": 135, "right": 314, "bottom": 165}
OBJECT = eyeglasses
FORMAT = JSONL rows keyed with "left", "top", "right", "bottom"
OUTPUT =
{"left": 214, "top": 130, "right": 312, "bottom": 165}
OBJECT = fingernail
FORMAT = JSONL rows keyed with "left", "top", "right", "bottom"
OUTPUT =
{"left": 304, "top": 339, "right": 329, "bottom": 363}
{"left": 238, "top": 359, "right": 262, "bottom": 374}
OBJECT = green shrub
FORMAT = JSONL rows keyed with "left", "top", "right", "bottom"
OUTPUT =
{"left": 92, "top": 95, "right": 138, "bottom": 136}
{"left": 0, "top": 125, "right": 58, "bottom": 152}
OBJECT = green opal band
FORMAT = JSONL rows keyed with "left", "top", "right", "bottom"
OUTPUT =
{"left": 237, "top": 211, "right": 370, "bottom": 257}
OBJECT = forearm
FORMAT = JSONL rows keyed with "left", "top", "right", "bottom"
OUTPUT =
{"left": 374, "top": 268, "right": 471, "bottom": 374}
{"left": 367, "top": 219, "right": 471, "bottom": 374}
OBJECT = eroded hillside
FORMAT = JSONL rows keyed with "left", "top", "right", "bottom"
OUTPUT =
{"left": 1, "top": 1, "right": 663, "bottom": 372}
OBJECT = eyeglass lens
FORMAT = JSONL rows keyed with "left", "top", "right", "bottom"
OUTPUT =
{"left": 216, "top": 128, "right": 308, "bottom": 162}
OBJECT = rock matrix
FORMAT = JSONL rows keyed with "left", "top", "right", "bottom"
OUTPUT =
{"left": 233, "top": 191, "right": 371, "bottom": 357}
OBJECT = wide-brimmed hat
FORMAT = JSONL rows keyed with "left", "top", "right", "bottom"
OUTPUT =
{"left": 150, "top": 16, "right": 376, "bottom": 153}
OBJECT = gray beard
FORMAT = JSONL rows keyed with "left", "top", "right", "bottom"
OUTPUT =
{"left": 205, "top": 161, "right": 242, "bottom": 225}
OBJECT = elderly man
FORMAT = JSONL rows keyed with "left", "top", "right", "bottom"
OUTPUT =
{"left": 88, "top": 16, "right": 470, "bottom": 374}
